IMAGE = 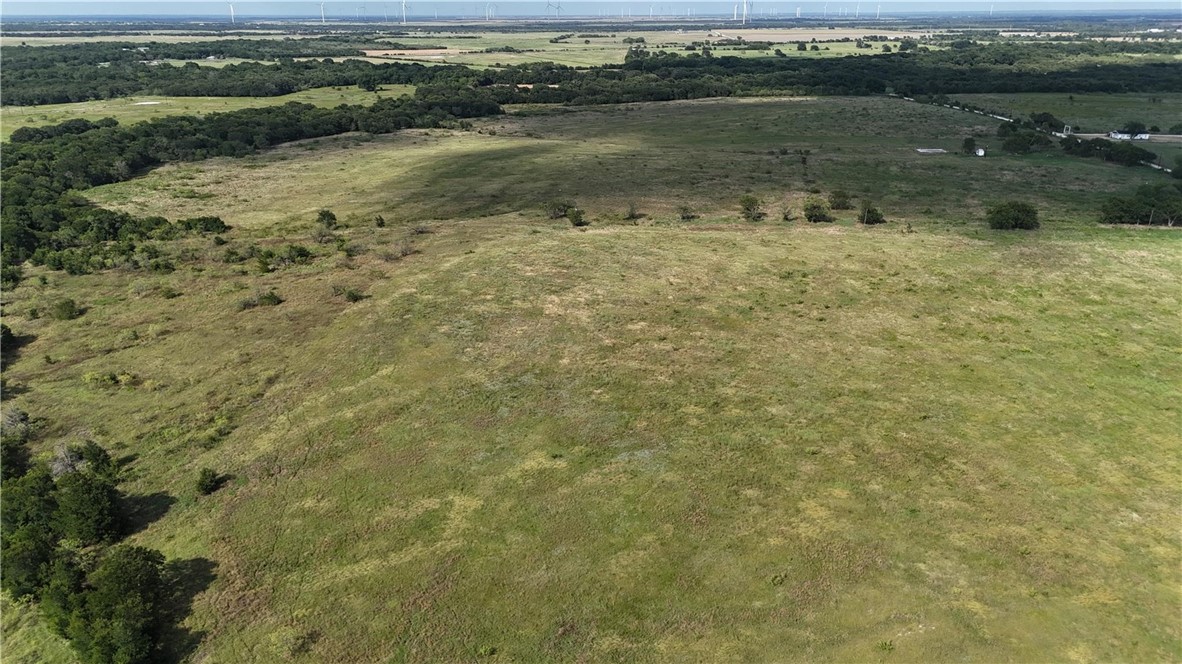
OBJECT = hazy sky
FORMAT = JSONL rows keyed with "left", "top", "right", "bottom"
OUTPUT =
{"left": 2, "top": 0, "right": 1179, "bottom": 17}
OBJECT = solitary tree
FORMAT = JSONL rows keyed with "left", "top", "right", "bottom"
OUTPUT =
{"left": 317, "top": 209, "right": 338, "bottom": 229}
{"left": 962, "top": 137, "right": 977, "bottom": 154}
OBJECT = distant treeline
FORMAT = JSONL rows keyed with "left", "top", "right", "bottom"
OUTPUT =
{"left": 1, "top": 51, "right": 473, "bottom": 105}
{"left": 0, "top": 92, "right": 501, "bottom": 284}
{"left": 1, "top": 36, "right": 390, "bottom": 67}
{"left": 6, "top": 40, "right": 1182, "bottom": 107}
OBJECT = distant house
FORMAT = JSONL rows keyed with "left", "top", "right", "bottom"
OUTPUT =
{"left": 1108, "top": 131, "right": 1132, "bottom": 140}
{"left": 1133, "top": 133, "right": 1151, "bottom": 141}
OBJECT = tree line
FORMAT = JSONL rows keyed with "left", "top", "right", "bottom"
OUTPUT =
{"left": 5, "top": 40, "right": 1182, "bottom": 107}
{"left": 1, "top": 92, "right": 502, "bottom": 285}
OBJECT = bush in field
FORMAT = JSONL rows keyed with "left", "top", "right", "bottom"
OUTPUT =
{"left": 49, "top": 299, "right": 82, "bottom": 320}
{"left": 739, "top": 195, "right": 765, "bottom": 221}
{"left": 544, "top": 200, "right": 577, "bottom": 220}
{"left": 677, "top": 205, "right": 698, "bottom": 221}
{"left": 196, "top": 468, "right": 221, "bottom": 495}
{"left": 238, "top": 291, "right": 283, "bottom": 311}
{"left": 317, "top": 209, "right": 338, "bottom": 229}
{"left": 567, "top": 208, "right": 589, "bottom": 227}
{"left": 986, "top": 201, "right": 1039, "bottom": 230}
{"left": 803, "top": 196, "right": 834, "bottom": 223}
{"left": 858, "top": 201, "right": 887, "bottom": 225}
{"left": 827, "top": 190, "right": 854, "bottom": 210}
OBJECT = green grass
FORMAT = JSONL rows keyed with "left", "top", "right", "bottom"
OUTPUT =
{"left": 4, "top": 95, "right": 1180, "bottom": 662}
{"left": 87, "top": 96, "right": 1167, "bottom": 230}
{"left": 952, "top": 92, "right": 1182, "bottom": 135}
{"left": 365, "top": 28, "right": 919, "bottom": 67}
{"left": 0, "top": 85, "right": 416, "bottom": 140}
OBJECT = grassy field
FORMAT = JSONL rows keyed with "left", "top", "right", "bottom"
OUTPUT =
{"left": 87, "top": 96, "right": 1166, "bottom": 229}
{"left": 365, "top": 28, "right": 915, "bottom": 67}
{"left": 4, "top": 96, "right": 1180, "bottom": 662}
{"left": 0, "top": 85, "right": 415, "bottom": 140}
{"left": 952, "top": 92, "right": 1182, "bottom": 135}
{"left": 0, "top": 32, "right": 318, "bottom": 47}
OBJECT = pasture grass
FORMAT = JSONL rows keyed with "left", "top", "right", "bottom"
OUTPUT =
{"left": 952, "top": 92, "right": 1182, "bottom": 135}
{"left": 4, "top": 95, "right": 1180, "bottom": 662}
{"left": 0, "top": 85, "right": 415, "bottom": 140}
{"left": 88, "top": 96, "right": 1166, "bottom": 231}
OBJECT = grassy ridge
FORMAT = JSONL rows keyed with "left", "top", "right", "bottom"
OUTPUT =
{"left": 3, "top": 96, "right": 1179, "bottom": 661}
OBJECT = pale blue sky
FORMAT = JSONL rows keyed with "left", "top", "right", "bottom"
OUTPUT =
{"left": 1, "top": 0, "right": 1178, "bottom": 17}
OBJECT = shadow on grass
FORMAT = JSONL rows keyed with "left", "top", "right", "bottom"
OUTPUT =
{"left": 1, "top": 331, "right": 36, "bottom": 371}
{"left": 122, "top": 491, "right": 176, "bottom": 536}
{"left": 159, "top": 557, "right": 217, "bottom": 663}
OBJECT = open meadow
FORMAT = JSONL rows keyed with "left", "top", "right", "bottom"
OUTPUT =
{"left": 360, "top": 27, "right": 923, "bottom": 67}
{"left": 87, "top": 96, "right": 1164, "bottom": 227}
{"left": 953, "top": 92, "right": 1182, "bottom": 135}
{"left": 3, "top": 94, "right": 1180, "bottom": 662}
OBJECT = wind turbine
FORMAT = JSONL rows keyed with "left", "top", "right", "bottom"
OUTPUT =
{"left": 733, "top": 4, "right": 738, "bottom": 20}
{"left": 855, "top": 2, "right": 860, "bottom": 18}
{"left": 546, "top": 0, "right": 562, "bottom": 17}
{"left": 229, "top": 2, "right": 236, "bottom": 23}
{"left": 876, "top": 3, "right": 880, "bottom": 19}
{"left": 320, "top": 1, "right": 326, "bottom": 23}
{"left": 401, "top": 0, "right": 409, "bottom": 24}
{"left": 823, "top": 3, "right": 828, "bottom": 18}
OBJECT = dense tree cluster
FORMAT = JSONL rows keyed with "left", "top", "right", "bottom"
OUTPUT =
{"left": 1100, "top": 183, "right": 1182, "bottom": 226}
{"left": 1060, "top": 136, "right": 1158, "bottom": 167}
{"left": 1, "top": 56, "right": 476, "bottom": 105}
{"left": 1, "top": 93, "right": 501, "bottom": 284}
{"left": 0, "top": 419, "right": 180, "bottom": 664}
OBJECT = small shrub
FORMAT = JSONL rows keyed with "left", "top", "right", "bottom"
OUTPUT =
{"left": 544, "top": 200, "right": 577, "bottom": 220}
{"left": 82, "top": 372, "right": 115, "bottom": 388}
{"left": 827, "top": 190, "right": 854, "bottom": 210}
{"left": 317, "top": 209, "right": 338, "bottom": 229}
{"left": 374, "top": 214, "right": 386, "bottom": 228}
{"left": 625, "top": 202, "right": 643, "bottom": 220}
{"left": 238, "top": 291, "right": 283, "bottom": 311}
{"left": 49, "top": 299, "right": 82, "bottom": 321}
{"left": 986, "top": 201, "right": 1039, "bottom": 230}
{"left": 567, "top": 208, "right": 589, "bottom": 227}
{"left": 411, "top": 225, "right": 434, "bottom": 235}
{"left": 677, "top": 205, "right": 698, "bottom": 221}
{"left": 782, "top": 208, "right": 797, "bottom": 222}
{"left": 196, "top": 468, "right": 221, "bottom": 495}
{"left": 311, "top": 227, "right": 336, "bottom": 244}
{"left": 858, "top": 201, "right": 887, "bottom": 225}
{"left": 332, "top": 285, "right": 366, "bottom": 302}
{"left": 803, "top": 196, "right": 834, "bottom": 223}
{"left": 739, "top": 195, "right": 765, "bottom": 222}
